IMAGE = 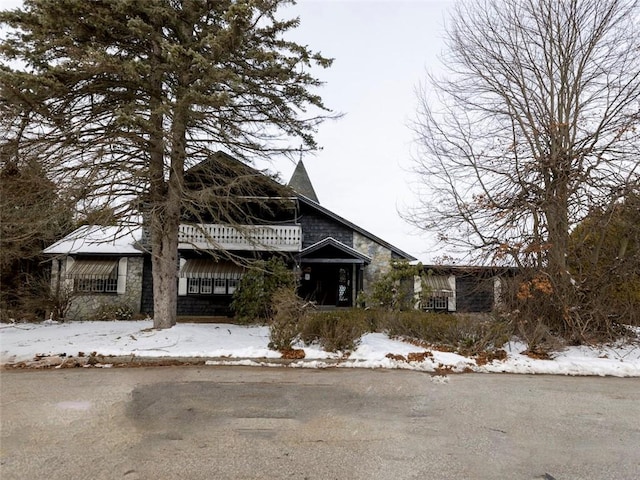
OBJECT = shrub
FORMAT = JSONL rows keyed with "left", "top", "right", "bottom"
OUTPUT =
{"left": 268, "top": 287, "right": 309, "bottom": 351}
{"left": 373, "top": 309, "right": 510, "bottom": 355}
{"left": 364, "top": 261, "right": 423, "bottom": 310}
{"left": 300, "top": 309, "right": 370, "bottom": 353}
{"left": 231, "top": 257, "right": 296, "bottom": 324}
{"left": 1, "top": 273, "right": 75, "bottom": 323}
{"left": 92, "top": 302, "right": 134, "bottom": 321}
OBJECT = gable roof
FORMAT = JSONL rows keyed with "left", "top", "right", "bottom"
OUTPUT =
{"left": 189, "top": 152, "right": 416, "bottom": 261}
{"left": 297, "top": 195, "right": 416, "bottom": 261}
{"left": 300, "top": 237, "right": 372, "bottom": 264}
{"left": 288, "top": 160, "right": 319, "bottom": 203}
{"left": 185, "top": 150, "right": 292, "bottom": 199}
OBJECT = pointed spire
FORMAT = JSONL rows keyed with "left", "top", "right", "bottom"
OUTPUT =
{"left": 288, "top": 159, "right": 319, "bottom": 203}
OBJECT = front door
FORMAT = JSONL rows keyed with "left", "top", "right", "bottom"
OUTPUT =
{"left": 337, "top": 266, "right": 351, "bottom": 307}
{"left": 298, "top": 263, "right": 354, "bottom": 307}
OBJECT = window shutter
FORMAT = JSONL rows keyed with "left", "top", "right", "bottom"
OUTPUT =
{"left": 178, "top": 258, "right": 187, "bottom": 296}
{"left": 117, "top": 258, "right": 128, "bottom": 294}
{"left": 64, "top": 257, "right": 75, "bottom": 291}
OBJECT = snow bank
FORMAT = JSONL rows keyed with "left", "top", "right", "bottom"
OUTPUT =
{"left": 1, "top": 321, "right": 639, "bottom": 376}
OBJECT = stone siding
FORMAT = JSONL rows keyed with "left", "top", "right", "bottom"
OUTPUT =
{"left": 353, "top": 232, "right": 393, "bottom": 295}
{"left": 65, "top": 256, "right": 144, "bottom": 320}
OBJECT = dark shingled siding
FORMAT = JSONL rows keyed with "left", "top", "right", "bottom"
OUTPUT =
{"left": 141, "top": 254, "right": 234, "bottom": 316}
{"left": 140, "top": 255, "right": 154, "bottom": 315}
{"left": 299, "top": 205, "right": 353, "bottom": 248}
{"left": 455, "top": 276, "right": 495, "bottom": 313}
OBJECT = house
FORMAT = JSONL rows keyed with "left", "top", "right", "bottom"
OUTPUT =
{"left": 417, "top": 265, "right": 517, "bottom": 313}
{"left": 43, "top": 225, "right": 145, "bottom": 320}
{"left": 44, "top": 152, "right": 416, "bottom": 320}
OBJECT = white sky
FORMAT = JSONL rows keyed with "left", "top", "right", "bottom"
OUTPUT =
{"left": 260, "top": 0, "right": 455, "bottom": 262}
{"left": 2, "top": 0, "right": 455, "bottom": 262}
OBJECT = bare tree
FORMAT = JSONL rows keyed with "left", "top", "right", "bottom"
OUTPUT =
{"left": 408, "top": 0, "right": 640, "bottom": 338}
{"left": 1, "top": 0, "right": 334, "bottom": 329}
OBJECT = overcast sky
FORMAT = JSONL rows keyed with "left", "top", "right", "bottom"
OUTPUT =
{"left": 258, "top": 0, "right": 455, "bottom": 262}
{"left": 3, "top": 0, "right": 455, "bottom": 263}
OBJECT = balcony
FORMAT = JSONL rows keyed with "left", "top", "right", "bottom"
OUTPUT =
{"left": 178, "top": 223, "right": 302, "bottom": 252}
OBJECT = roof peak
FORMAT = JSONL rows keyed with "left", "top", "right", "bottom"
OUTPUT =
{"left": 288, "top": 160, "right": 319, "bottom": 203}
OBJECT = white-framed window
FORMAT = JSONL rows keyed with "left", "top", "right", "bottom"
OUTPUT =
{"left": 188, "top": 277, "right": 200, "bottom": 294}
{"left": 74, "top": 277, "right": 118, "bottom": 293}
{"left": 200, "top": 278, "right": 213, "bottom": 294}
{"left": 424, "top": 295, "right": 448, "bottom": 311}
{"left": 67, "top": 257, "right": 127, "bottom": 295}
{"left": 183, "top": 275, "right": 243, "bottom": 295}
{"left": 433, "top": 296, "right": 448, "bottom": 310}
{"left": 76, "top": 278, "right": 93, "bottom": 293}
{"left": 213, "top": 278, "right": 227, "bottom": 295}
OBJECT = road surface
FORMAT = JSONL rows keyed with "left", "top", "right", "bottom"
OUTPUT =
{"left": 1, "top": 367, "right": 639, "bottom": 479}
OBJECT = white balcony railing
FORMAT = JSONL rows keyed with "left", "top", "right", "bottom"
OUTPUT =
{"left": 178, "top": 224, "right": 302, "bottom": 252}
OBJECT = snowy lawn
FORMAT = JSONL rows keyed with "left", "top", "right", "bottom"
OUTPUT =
{"left": 1, "top": 320, "right": 639, "bottom": 376}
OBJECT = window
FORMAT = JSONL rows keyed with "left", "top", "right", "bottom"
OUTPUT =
{"left": 184, "top": 277, "right": 239, "bottom": 295}
{"left": 74, "top": 277, "right": 117, "bottom": 293}
{"left": 179, "top": 259, "right": 245, "bottom": 296}
{"left": 188, "top": 277, "right": 201, "bottom": 294}
{"left": 213, "top": 278, "right": 227, "bottom": 295}
{"left": 422, "top": 275, "right": 453, "bottom": 311}
{"left": 69, "top": 259, "right": 119, "bottom": 294}
{"left": 424, "top": 295, "right": 448, "bottom": 311}
{"left": 200, "top": 278, "right": 213, "bottom": 294}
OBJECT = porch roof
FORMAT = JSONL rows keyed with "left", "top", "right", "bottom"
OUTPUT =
{"left": 299, "top": 237, "right": 372, "bottom": 264}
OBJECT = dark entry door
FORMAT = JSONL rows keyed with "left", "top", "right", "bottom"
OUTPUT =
{"left": 299, "top": 263, "right": 353, "bottom": 307}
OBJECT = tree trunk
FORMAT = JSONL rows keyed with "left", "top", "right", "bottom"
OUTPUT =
{"left": 147, "top": 33, "right": 180, "bottom": 330}
{"left": 150, "top": 214, "right": 179, "bottom": 329}
{"left": 543, "top": 167, "right": 573, "bottom": 333}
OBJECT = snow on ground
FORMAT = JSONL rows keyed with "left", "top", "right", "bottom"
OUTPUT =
{"left": 1, "top": 320, "right": 639, "bottom": 376}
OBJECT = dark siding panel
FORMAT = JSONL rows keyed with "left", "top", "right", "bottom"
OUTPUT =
{"left": 299, "top": 204, "right": 353, "bottom": 248}
{"left": 140, "top": 254, "right": 233, "bottom": 316}
{"left": 140, "top": 254, "right": 154, "bottom": 315}
{"left": 456, "top": 276, "right": 494, "bottom": 313}
{"left": 177, "top": 296, "right": 233, "bottom": 316}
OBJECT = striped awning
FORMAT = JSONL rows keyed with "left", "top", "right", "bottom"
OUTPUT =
{"left": 180, "top": 259, "right": 245, "bottom": 279}
{"left": 67, "top": 260, "right": 118, "bottom": 278}
{"left": 423, "top": 275, "right": 453, "bottom": 296}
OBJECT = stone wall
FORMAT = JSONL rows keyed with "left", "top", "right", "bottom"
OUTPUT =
{"left": 353, "top": 232, "right": 393, "bottom": 294}
{"left": 64, "top": 256, "right": 144, "bottom": 320}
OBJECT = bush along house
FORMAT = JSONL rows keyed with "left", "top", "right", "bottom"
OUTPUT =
{"left": 44, "top": 152, "right": 416, "bottom": 320}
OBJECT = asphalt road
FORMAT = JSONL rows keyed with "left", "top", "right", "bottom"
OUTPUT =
{"left": 1, "top": 367, "right": 639, "bottom": 480}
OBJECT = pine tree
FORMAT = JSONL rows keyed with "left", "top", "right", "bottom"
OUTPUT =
{"left": 1, "top": 0, "right": 333, "bottom": 328}
{"left": 0, "top": 155, "right": 73, "bottom": 318}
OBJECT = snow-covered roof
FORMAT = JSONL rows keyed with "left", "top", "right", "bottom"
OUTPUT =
{"left": 43, "top": 225, "right": 144, "bottom": 255}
